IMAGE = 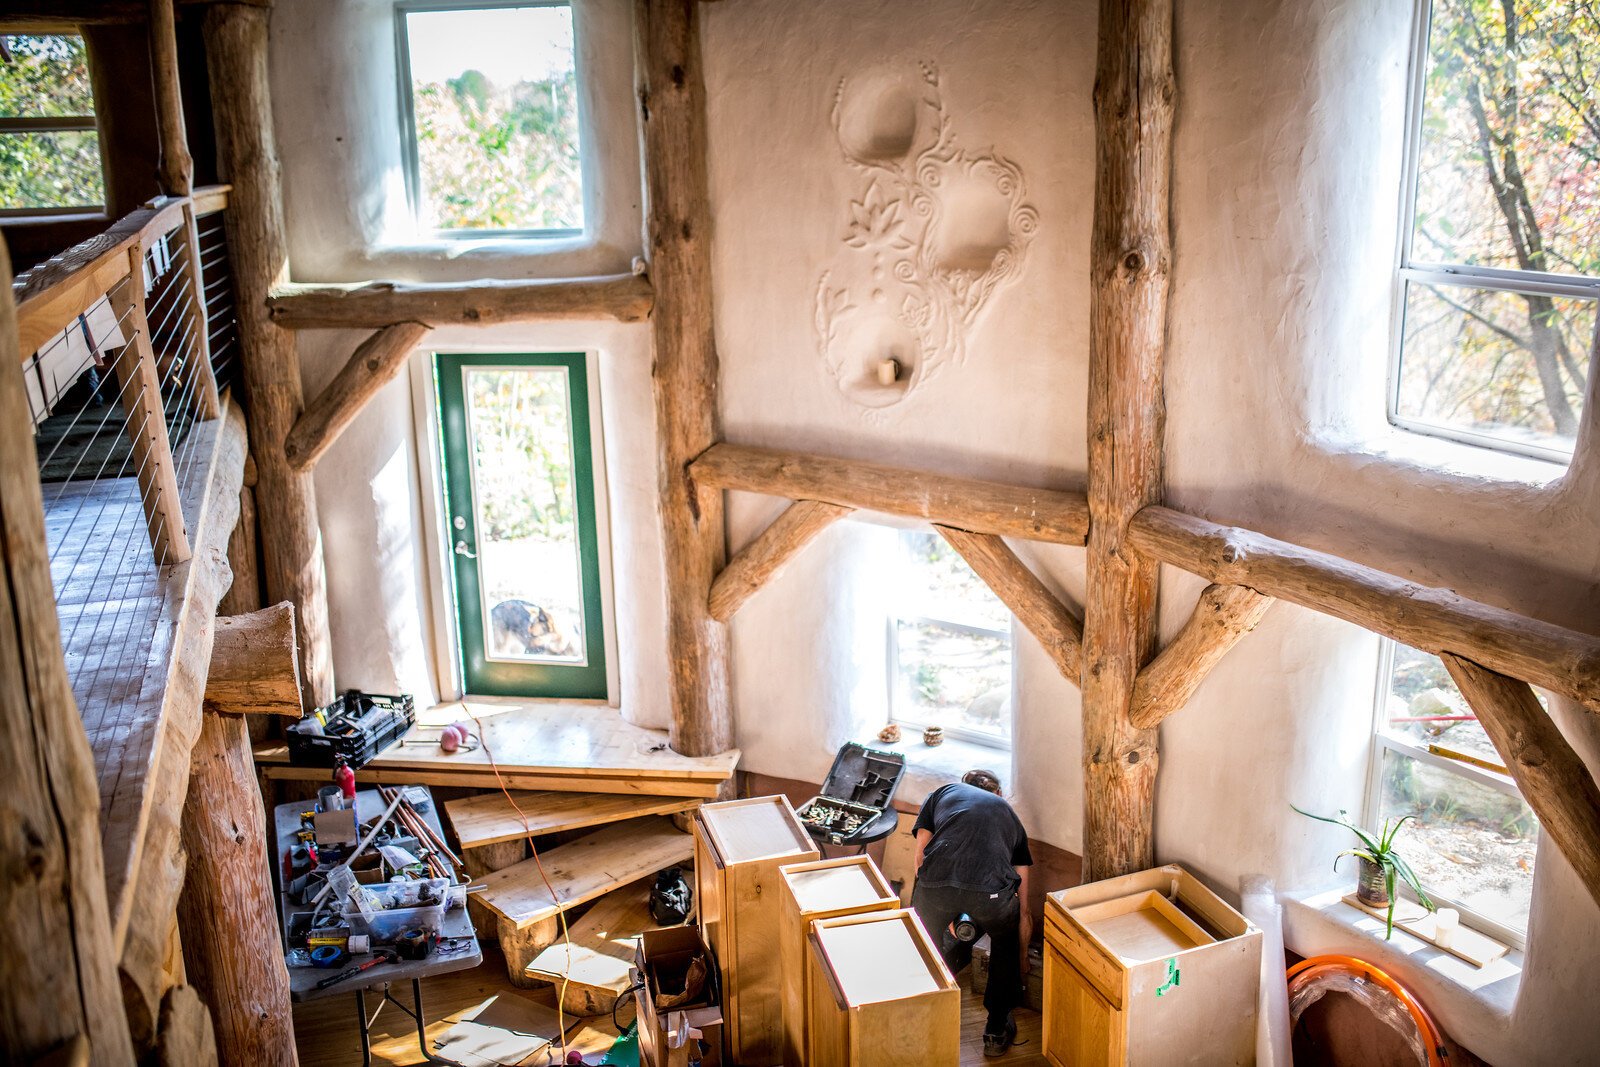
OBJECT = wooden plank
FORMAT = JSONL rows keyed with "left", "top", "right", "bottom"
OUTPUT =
{"left": 257, "top": 757, "right": 726, "bottom": 799}
{"left": 205, "top": 602, "right": 301, "bottom": 717}
{"left": 265, "top": 275, "right": 654, "bottom": 329}
{"left": 1443, "top": 655, "right": 1600, "bottom": 913}
{"left": 691, "top": 443, "right": 1092, "bottom": 546}
{"left": 523, "top": 879, "right": 662, "bottom": 1014}
{"left": 191, "top": 184, "right": 231, "bottom": 216}
{"left": 471, "top": 817, "right": 693, "bottom": 929}
{"left": 445, "top": 789, "right": 698, "bottom": 850}
{"left": 204, "top": 2, "right": 334, "bottom": 709}
{"left": 637, "top": 0, "right": 730, "bottom": 758}
{"left": 0, "top": 190, "right": 137, "bottom": 1067}
{"left": 282, "top": 321, "right": 431, "bottom": 470}
{"left": 1128, "top": 584, "right": 1273, "bottom": 729}
{"left": 709, "top": 499, "right": 852, "bottom": 621}
{"left": 937, "top": 525, "right": 1083, "bottom": 685}
{"left": 1127, "top": 506, "right": 1600, "bottom": 714}
{"left": 1081, "top": 0, "right": 1174, "bottom": 880}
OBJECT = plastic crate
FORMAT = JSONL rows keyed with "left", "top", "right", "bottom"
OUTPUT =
{"left": 286, "top": 689, "right": 414, "bottom": 769}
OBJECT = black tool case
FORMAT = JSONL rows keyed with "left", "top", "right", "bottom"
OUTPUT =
{"left": 286, "top": 689, "right": 415, "bottom": 769}
{"left": 797, "top": 742, "right": 906, "bottom": 845}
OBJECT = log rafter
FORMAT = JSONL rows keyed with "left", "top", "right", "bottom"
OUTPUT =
{"left": 1129, "top": 584, "right": 1274, "bottom": 730}
{"left": 936, "top": 526, "right": 1084, "bottom": 686}
{"left": 1443, "top": 655, "right": 1600, "bottom": 912}
{"left": 282, "top": 321, "right": 432, "bottom": 471}
{"left": 708, "top": 500, "right": 852, "bottom": 622}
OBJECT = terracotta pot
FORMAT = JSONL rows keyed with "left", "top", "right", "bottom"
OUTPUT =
{"left": 1356, "top": 857, "right": 1390, "bottom": 907}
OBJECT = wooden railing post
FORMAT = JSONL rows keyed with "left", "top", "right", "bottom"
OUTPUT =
{"left": 108, "top": 245, "right": 191, "bottom": 564}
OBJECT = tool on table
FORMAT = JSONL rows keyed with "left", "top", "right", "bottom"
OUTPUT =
{"left": 314, "top": 949, "right": 397, "bottom": 991}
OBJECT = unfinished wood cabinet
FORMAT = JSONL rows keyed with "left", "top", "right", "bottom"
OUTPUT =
{"left": 692, "top": 795, "right": 818, "bottom": 1065}
{"left": 1043, "top": 865, "right": 1261, "bottom": 1067}
{"left": 777, "top": 855, "right": 899, "bottom": 1066}
{"left": 805, "top": 909, "right": 959, "bottom": 1067}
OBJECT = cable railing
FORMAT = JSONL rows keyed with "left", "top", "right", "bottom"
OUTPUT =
{"left": 11, "top": 187, "right": 234, "bottom": 726}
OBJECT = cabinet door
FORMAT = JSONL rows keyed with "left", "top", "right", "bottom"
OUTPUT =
{"left": 1044, "top": 941, "right": 1124, "bottom": 1067}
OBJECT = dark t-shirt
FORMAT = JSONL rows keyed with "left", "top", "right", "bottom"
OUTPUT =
{"left": 912, "top": 783, "right": 1033, "bottom": 895}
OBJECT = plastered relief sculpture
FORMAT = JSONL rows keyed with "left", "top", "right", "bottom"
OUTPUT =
{"left": 816, "top": 64, "right": 1038, "bottom": 412}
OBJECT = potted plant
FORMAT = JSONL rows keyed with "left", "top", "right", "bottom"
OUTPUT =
{"left": 1292, "top": 806, "right": 1433, "bottom": 938}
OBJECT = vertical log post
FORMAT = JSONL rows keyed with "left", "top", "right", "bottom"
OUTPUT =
{"left": 636, "top": 0, "right": 732, "bottom": 757}
{"left": 147, "top": 0, "right": 193, "bottom": 198}
{"left": 203, "top": 3, "right": 334, "bottom": 708}
{"left": 0, "top": 240, "right": 137, "bottom": 1065}
{"left": 1081, "top": 0, "right": 1175, "bottom": 880}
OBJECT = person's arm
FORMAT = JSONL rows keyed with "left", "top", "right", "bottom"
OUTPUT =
{"left": 1016, "top": 864, "right": 1033, "bottom": 973}
{"left": 914, "top": 829, "right": 933, "bottom": 871}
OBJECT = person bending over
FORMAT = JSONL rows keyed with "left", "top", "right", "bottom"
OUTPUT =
{"left": 911, "top": 769, "right": 1032, "bottom": 1058}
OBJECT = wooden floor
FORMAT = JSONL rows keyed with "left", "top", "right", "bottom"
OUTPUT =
{"left": 292, "top": 942, "right": 1048, "bottom": 1066}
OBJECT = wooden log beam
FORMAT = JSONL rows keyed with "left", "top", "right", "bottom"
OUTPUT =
{"left": 1442, "top": 656, "right": 1600, "bottom": 913}
{"left": 205, "top": 603, "right": 301, "bottom": 717}
{"left": 0, "top": 232, "right": 137, "bottom": 1067}
{"left": 708, "top": 500, "right": 852, "bottom": 621}
{"left": 1126, "top": 506, "right": 1600, "bottom": 714}
{"left": 177, "top": 708, "right": 297, "bottom": 1067}
{"left": 1128, "top": 584, "right": 1273, "bottom": 730}
{"left": 282, "top": 321, "right": 431, "bottom": 470}
{"left": 204, "top": 2, "right": 334, "bottom": 709}
{"left": 154, "top": 985, "right": 218, "bottom": 1067}
{"left": 690, "top": 443, "right": 1091, "bottom": 546}
{"left": 147, "top": 0, "right": 192, "bottom": 197}
{"left": 637, "top": 0, "right": 730, "bottom": 757}
{"left": 937, "top": 525, "right": 1083, "bottom": 686}
{"left": 265, "top": 274, "right": 654, "bottom": 330}
{"left": 1081, "top": 0, "right": 1174, "bottom": 879}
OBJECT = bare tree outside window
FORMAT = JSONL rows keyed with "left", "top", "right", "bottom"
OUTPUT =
{"left": 1394, "top": 0, "right": 1599, "bottom": 459}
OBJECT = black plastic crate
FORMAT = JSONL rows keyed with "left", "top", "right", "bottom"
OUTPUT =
{"left": 286, "top": 689, "right": 414, "bottom": 769}
{"left": 797, "top": 742, "right": 905, "bottom": 845}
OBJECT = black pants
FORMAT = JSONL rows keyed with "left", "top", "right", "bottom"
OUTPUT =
{"left": 912, "top": 882, "right": 1022, "bottom": 1035}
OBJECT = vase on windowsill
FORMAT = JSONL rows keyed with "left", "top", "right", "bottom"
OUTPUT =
{"left": 1356, "top": 858, "right": 1389, "bottom": 908}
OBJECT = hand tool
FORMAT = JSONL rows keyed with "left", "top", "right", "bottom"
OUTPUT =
{"left": 315, "top": 949, "right": 397, "bottom": 991}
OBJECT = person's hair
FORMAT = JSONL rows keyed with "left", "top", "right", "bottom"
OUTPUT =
{"left": 963, "top": 769, "right": 1002, "bottom": 795}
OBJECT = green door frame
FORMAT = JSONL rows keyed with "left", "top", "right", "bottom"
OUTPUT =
{"left": 434, "top": 351, "right": 608, "bottom": 699}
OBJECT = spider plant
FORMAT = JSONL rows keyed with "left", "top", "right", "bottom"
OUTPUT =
{"left": 1292, "top": 806, "right": 1434, "bottom": 939}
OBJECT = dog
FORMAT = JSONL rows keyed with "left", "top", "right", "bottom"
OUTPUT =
{"left": 489, "top": 599, "right": 577, "bottom": 658}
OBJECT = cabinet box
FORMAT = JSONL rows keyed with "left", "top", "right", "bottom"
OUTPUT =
{"left": 693, "top": 795, "right": 818, "bottom": 1065}
{"left": 777, "top": 855, "right": 900, "bottom": 1066}
{"left": 805, "top": 909, "right": 959, "bottom": 1067}
{"left": 1043, "top": 865, "right": 1261, "bottom": 1067}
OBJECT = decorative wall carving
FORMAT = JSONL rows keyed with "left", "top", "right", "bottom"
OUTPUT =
{"left": 816, "top": 64, "right": 1039, "bottom": 411}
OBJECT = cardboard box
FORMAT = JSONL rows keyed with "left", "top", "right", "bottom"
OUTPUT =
{"left": 635, "top": 926, "right": 724, "bottom": 1067}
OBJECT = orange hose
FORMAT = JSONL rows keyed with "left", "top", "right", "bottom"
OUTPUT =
{"left": 1287, "top": 954, "right": 1446, "bottom": 1066}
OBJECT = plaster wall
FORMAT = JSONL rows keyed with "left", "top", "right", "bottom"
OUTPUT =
{"left": 266, "top": 0, "right": 1600, "bottom": 1060}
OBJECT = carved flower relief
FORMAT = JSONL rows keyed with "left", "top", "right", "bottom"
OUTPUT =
{"left": 817, "top": 64, "right": 1037, "bottom": 413}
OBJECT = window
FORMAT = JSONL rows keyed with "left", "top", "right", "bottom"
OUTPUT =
{"left": 1390, "top": 0, "right": 1599, "bottom": 462}
{"left": 396, "top": 2, "right": 584, "bottom": 236}
{"left": 434, "top": 352, "right": 609, "bottom": 699}
{"left": 1367, "top": 640, "right": 1539, "bottom": 944}
{"left": 887, "top": 530, "right": 1013, "bottom": 748}
{"left": 0, "top": 33, "right": 104, "bottom": 213}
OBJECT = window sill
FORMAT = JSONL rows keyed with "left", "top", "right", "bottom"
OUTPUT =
{"left": 1327, "top": 422, "right": 1567, "bottom": 490}
{"left": 853, "top": 731, "right": 1010, "bottom": 808}
{"left": 1282, "top": 887, "right": 1521, "bottom": 1034}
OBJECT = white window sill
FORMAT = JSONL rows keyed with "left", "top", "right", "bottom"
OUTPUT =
{"left": 1282, "top": 887, "right": 1521, "bottom": 1034}
{"left": 853, "top": 731, "right": 1010, "bottom": 808}
{"left": 1324, "top": 423, "right": 1567, "bottom": 490}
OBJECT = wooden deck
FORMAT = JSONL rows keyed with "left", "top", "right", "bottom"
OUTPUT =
{"left": 255, "top": 701, "right": 741, "bottom": 798}
{"left": 42, "top": 401, "right": 247, "bottom": 946}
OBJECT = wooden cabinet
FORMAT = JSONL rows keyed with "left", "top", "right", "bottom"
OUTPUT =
{"left": 777, "top": 855, "right": 899, "bottom": 1066}
{"left": 1042, "top": 865, "right": 1261, "bottom": 1067}
{"left": 692, "top": 795, "right": 818, "bottom": 1066}
{"left": 805, "top": 909, "right": 959, "bottom": 1067}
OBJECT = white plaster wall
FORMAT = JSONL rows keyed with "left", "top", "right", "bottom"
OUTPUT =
{"left": 266, "top": 0, "right": 1600, "bottom": 1058}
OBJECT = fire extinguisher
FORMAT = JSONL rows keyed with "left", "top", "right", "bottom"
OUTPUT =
{"left": 334, "top": 755, "right": 356, "bottom": 804}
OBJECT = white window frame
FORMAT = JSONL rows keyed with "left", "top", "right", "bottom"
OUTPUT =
{"left": 1363, "top": 638, "right": 1532, "bottom": 950}
{"left": 392, "top": 0, "right": 587, "bottom": 241}
{"left": 0, "top": 31, "right": 105, "bottom": 217}
{"left": 885, "top": 530, "right": 1014, "bottom": 751}
{"left": 1387, "top": 0, "right": 1600, "bottom": 464}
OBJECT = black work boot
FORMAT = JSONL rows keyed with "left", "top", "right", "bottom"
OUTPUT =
{"left": 982, "top": 1015, "right": 1017, "bottom": 1058}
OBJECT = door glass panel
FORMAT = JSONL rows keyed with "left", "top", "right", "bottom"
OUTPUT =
{"left": 464, "top": 365, "right": 586, "bottom": 663}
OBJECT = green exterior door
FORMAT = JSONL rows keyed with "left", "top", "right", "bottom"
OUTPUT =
{"left": 434, "top": 352, "right": 607, "bottom": 699}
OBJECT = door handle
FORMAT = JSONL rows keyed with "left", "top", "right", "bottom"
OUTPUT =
{"left": 454, "top": 540, "right": 477, "bottom": 559}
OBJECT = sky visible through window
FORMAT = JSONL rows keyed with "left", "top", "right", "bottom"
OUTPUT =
{"left": 403, "top": 5, "right": 583, "bottom": 233}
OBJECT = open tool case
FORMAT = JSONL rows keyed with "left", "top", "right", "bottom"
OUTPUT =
{"left": 797, "top": 742, "right": 905, "bottom": 845}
